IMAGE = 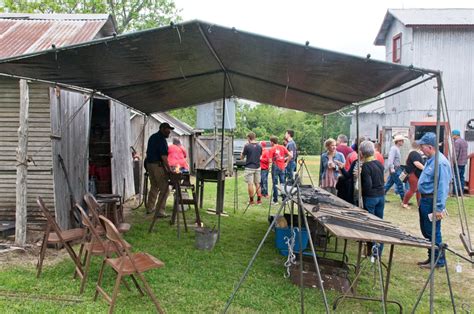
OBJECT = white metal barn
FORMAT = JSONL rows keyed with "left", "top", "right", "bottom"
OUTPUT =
{"left": 351, "top": 9, "right": 474, "bottom": 156}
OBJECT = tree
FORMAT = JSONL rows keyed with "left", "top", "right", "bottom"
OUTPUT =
{"left": 3, "top": 0, "right": 182, "bottom": 33}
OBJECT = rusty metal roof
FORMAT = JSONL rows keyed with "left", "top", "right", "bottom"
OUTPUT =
{"left": 0, "top": 13, "right": 115, "bottom": 58}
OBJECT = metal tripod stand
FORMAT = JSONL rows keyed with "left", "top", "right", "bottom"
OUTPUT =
{"left": 223, "top": 167, "right": 330, "bottom": 313}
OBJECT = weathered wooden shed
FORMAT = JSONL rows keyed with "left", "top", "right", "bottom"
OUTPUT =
{"left": 0, "top": 13, "right": 134, "bottom": 229}
{"left": 130, "top": 111, "right": 195, "bottom": 166}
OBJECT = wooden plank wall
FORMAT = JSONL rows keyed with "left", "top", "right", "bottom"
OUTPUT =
{"left": 110, "top": 101, "right": 135, "bottom": 199}
{"left": 50, "top": 87, "right": 91, "bottom": 229}
{"left": 0, "top": 77, "right": 54, "bottom": 223}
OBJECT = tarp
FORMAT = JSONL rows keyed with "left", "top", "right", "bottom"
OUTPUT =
{"left": 0, "top": 20, "right": 431, "bottom": 114}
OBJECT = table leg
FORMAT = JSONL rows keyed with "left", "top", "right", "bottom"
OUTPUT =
{"left": 353, "top": 241, "right": 363, "bottom": 293}
{"left": 384, "top": 245, "right": 395, "bottom": 299}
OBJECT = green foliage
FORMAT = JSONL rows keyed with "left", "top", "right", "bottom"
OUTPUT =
{"left": 168, "top": 106, "right": 196, "bottom": 127}
{"left": 3, "top": 0, "right": 182, "bottom": 33}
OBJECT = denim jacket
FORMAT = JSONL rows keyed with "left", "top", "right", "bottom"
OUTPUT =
{"left": 319, "top": 151, "right": 346, "bottom": 182}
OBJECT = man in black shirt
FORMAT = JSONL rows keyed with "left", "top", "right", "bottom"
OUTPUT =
{"left": 145, "top": 122, "right": 174, "bottom": 217}
{"left": 241, "top": 132, "right": 263, "bottom": 205}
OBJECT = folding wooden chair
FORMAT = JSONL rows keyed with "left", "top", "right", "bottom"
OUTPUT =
{"left": 96, "top": 215, "right": 165, "bottom": 313}
{"left": 84, "top": 193, "right": 131, "bottom": 234}
{"left": 75, "top": 204, "right": 132, "bottom": 294}
{"left": 36, "top": 196, "right": 85, "bottom": 279}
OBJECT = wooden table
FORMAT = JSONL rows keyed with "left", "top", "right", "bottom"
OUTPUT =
{"left": 95, "top": 193, "right": 123, "bottom": 226}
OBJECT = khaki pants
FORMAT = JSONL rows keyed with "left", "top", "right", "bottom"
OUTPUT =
{"left": 146, "top": 163, "right": 170, "bottom": 212}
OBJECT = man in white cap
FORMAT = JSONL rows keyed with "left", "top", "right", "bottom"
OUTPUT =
{"left": 145, "top": 122, "right": 174, "bottom": 217}
{"left": 452, "top": 129, "right": 468, "bottom": 195}
{"left": 416, "top": 132, "right": 451, "bottom": 268}
{"left": 384, "top": 134, "right": 405, "bottom": 202}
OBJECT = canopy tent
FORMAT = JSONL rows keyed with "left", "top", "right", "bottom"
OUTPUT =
{"left": 0, "top": 20, "right": 433, "bottom": 114}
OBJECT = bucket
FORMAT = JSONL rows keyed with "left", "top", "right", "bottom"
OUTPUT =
{"left": 195, "top": 227, "right": 218, "bottom": 250}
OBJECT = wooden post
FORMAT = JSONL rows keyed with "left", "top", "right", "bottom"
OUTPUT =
{"left": 16, "top": 79, "right": 29, "bottom": 246}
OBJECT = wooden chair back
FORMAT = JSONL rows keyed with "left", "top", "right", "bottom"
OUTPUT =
{"left": 99, "top": 215, "right": 129, "bottom": 259}
{"left": 75, "top": 203, "right": 105, "bottom": 251}
{"left": 83, "top": 193, "right": 102, "bottom": 226}
{"left": 37, "top": 196, "right": 65, "bottom": 242}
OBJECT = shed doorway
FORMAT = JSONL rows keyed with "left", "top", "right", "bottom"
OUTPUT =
{"left": 89, "top": 98, "right": 112, "bottom": 194}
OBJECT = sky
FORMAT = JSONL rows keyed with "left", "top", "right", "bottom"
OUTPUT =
{"left": 174, "top": 0, "right": 474, "bottom": 61}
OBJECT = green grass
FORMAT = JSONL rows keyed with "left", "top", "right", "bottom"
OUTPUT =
{"left": 0, "top": 155, "right": 473, "bottom": 313}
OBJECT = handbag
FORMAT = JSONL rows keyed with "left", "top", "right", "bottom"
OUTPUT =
{"left": 399, "top": 170, "right": 408, "bottom": 183}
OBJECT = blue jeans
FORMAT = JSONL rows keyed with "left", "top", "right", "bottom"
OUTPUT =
{"left": 453, "top": 165, "right": 465, "bottom": 195}
{"left": 419, "top": 197, "right": 445, "bottom": 266}
{"left": 260, "top": 169, "right": 269, "bottom": 196}
{"left": 285, "top": 160, "right": 296, "bottom": 184}
{"left": 384, "top": 167, "right": 405, "bottom": 201}
{"left": 272, "top": 166, "right": 286, "bottom": 202}
{"left": 363, "top": 195, "right": 385, "bottom": 255}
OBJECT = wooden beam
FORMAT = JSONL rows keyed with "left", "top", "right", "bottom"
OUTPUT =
{"left": 16, "top": 79, "right": 29, "bottom": 245}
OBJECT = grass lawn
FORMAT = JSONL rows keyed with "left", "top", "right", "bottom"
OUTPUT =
{"left": 0, "top": 155, "right": 473, "bottom": 312}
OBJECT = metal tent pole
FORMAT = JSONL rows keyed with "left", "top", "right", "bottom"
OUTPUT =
{"left": 319, "top": 115, "right": 327, "bottom": 186}
{"left": 355, "top": 104, "right": 362, "bottom": 207}
{"left": 429, "top": 75, "right": 442, "bottom": 313}
{"left": 218, "top": 75, "right": 227, "bottom": 241}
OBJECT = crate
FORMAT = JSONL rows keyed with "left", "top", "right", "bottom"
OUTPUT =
{"left": 275, "top": 227, "right": 309, "bottom": 256}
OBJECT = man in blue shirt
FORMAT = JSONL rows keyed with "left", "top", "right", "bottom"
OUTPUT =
{"left": 417, "top": 132, "right": 452, "bottom": 268}
{"left": 145, "top": 122, "right": 174, "bottom": 217}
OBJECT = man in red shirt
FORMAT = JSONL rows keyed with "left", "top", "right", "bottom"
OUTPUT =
{"left": 268, "top": 136, "right": 292, "bottom": 205}
{"left": 260, "top": 141, "right": 271, "bottom": 198}
{"left": 336, "top": 134, "right": 353, "bottom": 159}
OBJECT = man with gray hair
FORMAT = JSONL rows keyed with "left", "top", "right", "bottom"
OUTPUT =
{"left": 336, "top": 134, "right": 353, "bottom": 159}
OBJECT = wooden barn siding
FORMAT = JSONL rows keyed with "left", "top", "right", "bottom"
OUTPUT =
{"left": 0, "top": 77, "right": 54, "bottom": 222}
{"left": 50, "top": 88, "right": 91, "bottom": 229}
{"left": 110, "top": 101, "right": 135, "bottom": 199}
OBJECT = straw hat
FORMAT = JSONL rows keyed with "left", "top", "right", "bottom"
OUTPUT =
{"left": 393, "top": 134, "right": 405, "bottom": 143}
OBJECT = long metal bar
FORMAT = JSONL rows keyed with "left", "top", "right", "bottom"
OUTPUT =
{"left": 298, "top": 193, "right": 330, "bottom": 312}
{"left": 355, "top": 105, "right": 362, "bottom": 207}
{"left": 222, "top": 178, "right": 301, "bottom": 313}
{"left": 353, "top": 241, "right": 363, "bottom": 292}
{"left": 443, "top": 247, "right": 457, "bottom": 314}
{"left": 384, "top": 245, "right": 395, "bottom": 298}
{"left": 376, "top": 246, "right": 387, "bottom": 314}
{"left": 217, "top": 75, "right": 226, "bottom": 241}
{"left": 197, "top": 23, "right": 235, "bottom": 95}
{"left": 441, "top": 80, "right": 471, "bottom": 247}
{"left": 428, "top": 75, "right": 442, "bottom": 313}
{"left": 319, "top": 115, "right": 327, "bottom": 186}
{"left": 297, "top": 192, "right": 305, "bottom": 313}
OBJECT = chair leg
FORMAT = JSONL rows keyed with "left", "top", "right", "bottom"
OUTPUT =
{"left": 148, "top": 214, "right": 158, "bottom": 233}
{"left": 95, "top": 259, "right": 107, "bottom": 301}
{"left": 63, "top": 242, "right": 84, "bottom": 279}
{"left": 109, "top": 273, "right": 122, "bottom": 314}
{"left": 130, "top": 274, "right": 145, "bottom": 296}
{"left": 36, "top": 232, "right": 49, "bottom": 278}
{"left": 80, "top": 250, "right": 92, "bottom": 294}
{"left": 135, "top": 272, "right": 164, "bottom": 314}
{"left": 75, "top": 245, "right": 87, "bottom": 279}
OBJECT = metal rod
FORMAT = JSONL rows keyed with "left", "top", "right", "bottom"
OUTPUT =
{"left": 319, "top": 115, "right": 327, "bottom": 186}
{"left": 443, "top": 247, "right": 457, "bottom": 314}
{"left": 217, "top": 75, "right": 226, "bottom": 241}
{"left": 354, "top": 241, "right": 363, "bottom": 293}
{"left": 356, "top": 105, "right": 362, "bottom": 207}
{"left": 429, "top": 75, "right": 442, "bottom": 313}
{"left": 441, "top": 80, "right": 472, "bottom": 247}
{"left": 222, "top": 178, "right": 301, "bottom": 313}
{"left": 384, "top": 245, "right": 395, "bottom": 298}
{"left": 298, "top": 190, "right": 330, "bottom": 312}
{"left": 297, "top": 189, "right": 305, "bottom": 313}
{"left": 375, "top": 246, "right": 387, "bottom": 314}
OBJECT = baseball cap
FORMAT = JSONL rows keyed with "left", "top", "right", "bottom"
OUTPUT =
{"left": 417, "top": 132, "right": 436, "bottom": 147}
{"left": 159, "top": 122, "right": 174, "bottom": 130}
{"left": 452, "top": 129, "right": 461, "bottom": 136}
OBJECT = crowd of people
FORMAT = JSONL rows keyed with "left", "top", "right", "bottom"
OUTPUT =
{"left": 145, "top": 122, "right": 467, "bottom": 268}
{"left": 241, "top": 130, "right": 297, "bottom": 205}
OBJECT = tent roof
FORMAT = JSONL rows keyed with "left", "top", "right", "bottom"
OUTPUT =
{"left": 0, "top": 20, "right": 433, "bottom": 114}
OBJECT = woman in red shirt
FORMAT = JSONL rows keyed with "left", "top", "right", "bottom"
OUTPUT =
{"left": 167, "top": 138, "right": 189, "bottom": 171}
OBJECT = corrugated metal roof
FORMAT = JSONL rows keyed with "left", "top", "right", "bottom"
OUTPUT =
{"left": 375, "top": 9, "right": 474, "bottom": 45}
{"left": 150, "top": 112, "right": 194, "bottom": 136}
{"left": 0, "top": 13, "right": 115, "bottom": 58}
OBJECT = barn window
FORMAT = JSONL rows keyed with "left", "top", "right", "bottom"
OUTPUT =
{"left": 392, "top": 33, "right": 402, "bottom": 63}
